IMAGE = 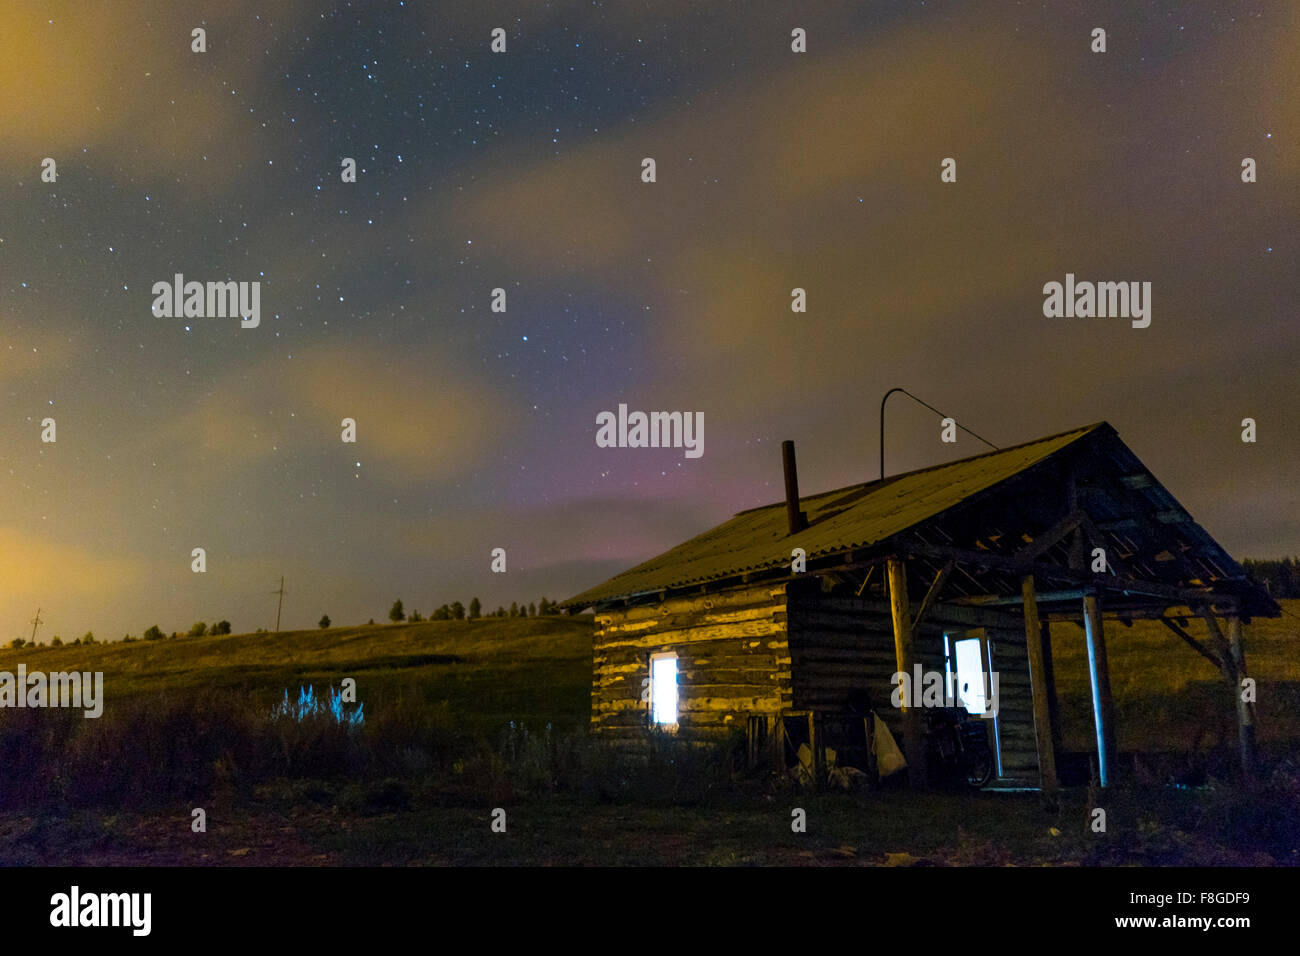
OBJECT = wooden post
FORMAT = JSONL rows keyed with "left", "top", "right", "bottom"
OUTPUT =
{"left": 1021, "top": 575, "right": 1059, "bottom": 791}
{"left": 887, "top": 558, "right": 926, "bottom": 787}
{"left": 1227, "top": 615, "right": 1258, "bottom": 782}
{"left": 1040, "top": 619, "right": 1064, "bottom": 757}
{"left": 1081, "top": 592, "right": 1115, "bottom": 787}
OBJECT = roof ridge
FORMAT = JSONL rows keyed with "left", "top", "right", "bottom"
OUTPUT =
{"left": 732, "top": 421, "right": 1108, "bottom": 518}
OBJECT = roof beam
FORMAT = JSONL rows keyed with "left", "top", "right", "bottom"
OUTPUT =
{"left": 903, "top": 539, "right": 1224, "bottom": 606}
{"left": 1013, "top": 512, "right": 1083, "bottom": 562}
{"left": 1160, "top": 618, "right": 1224, "bottom": 670}
{"left": 911, "top": 560, "right": 954, "bottom": 630}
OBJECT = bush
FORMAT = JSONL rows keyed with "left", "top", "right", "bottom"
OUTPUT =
{"left": 143, "top": 625, "right": 164, "bottom": 641}
{"left": 188, "top": 622, "right": 207, "bottom": 638}
{"left": 338, "top": 778, "right": 411, "bottom": 816}
{"left": 9, "top": 638, "right": 25, "bottom": 649}
{"left": 82, "top": 631, "right": 95, "bottom": 645}
{"left": 319, "top": 615, "right": 331, "bottom": 629}
{"left": 50, "top": 636, "right": 63, "bottom": 647}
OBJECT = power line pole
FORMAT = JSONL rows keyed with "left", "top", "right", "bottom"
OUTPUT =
{"left": 272, "top": 577, "right": 286, "bottom": 633}
{"left": 29, "top": 607, "right": 43, "bottom": 643}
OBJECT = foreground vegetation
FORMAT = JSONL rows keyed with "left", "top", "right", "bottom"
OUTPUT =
{"left": 0, "top": 605, "right": 1297, "bottom": 865}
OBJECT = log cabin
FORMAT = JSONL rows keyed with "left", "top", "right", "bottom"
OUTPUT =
{"left": 560, "top": 422, "right": 1278, "bottom": 789}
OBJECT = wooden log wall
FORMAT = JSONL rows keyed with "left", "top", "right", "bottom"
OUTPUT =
{"left": 985, "top": 630, "right": 1040, "bottom": 784}
{"left": 785, "top": 590, "right": 1041, "bottom": 785}
{"left": 785, "top": 592, "right": 944, "bottom": 741}
{"left": 590, "top": 584, "right": 792, "bottom": 749}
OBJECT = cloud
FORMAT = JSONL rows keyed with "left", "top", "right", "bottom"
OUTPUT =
{"left": 0, "top": 526, "right": 144, "bottom": 605}
{"left": 0, "top": 1, "right": 312, "bottom": 190}
{"left": 148, "top": 344, "right": 515, "bottom": 484}
{"left": 445, "top": 5, "right": 1300, "bottom": 424}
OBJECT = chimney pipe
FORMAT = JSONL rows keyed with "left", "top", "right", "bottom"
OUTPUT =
{"left": 782, "top": 440, "right": 807, "bottom": 535}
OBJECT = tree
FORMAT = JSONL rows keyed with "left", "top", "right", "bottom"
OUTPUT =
{"left": 538, "top": 597, "right": 551, "bottom": 615}
{"left": 9, "top": 638, "right": 25, "bottom": 649}
{"left": 50, "top": 635, "right": 63, "bottom": 647}
{"left": 496, "top": 606, "right": 506, "bottom": 617}
{"left": 432, "top": 605, "right": 450, "bottom": 621}
{"left": 410, "top": 609, "right": 423, "bottom": 622}
{"left": 82, "top": 630, "right": 96, "bottom": 644}
{"left": 509, "top": 602, "right": 519, "bottom": 617}
{"left": 468, "top": 598, "right": 481, "bottom": 619}
{"left": 528, "top": 602, "right": 536, "bottom": 617}
{"left": 188, "top": 621, "right": 207, "bottom": 637}
{"left": 450, "top": 601, "right": 465, "bottom": 620}
{"left": 389, "top": 599, "right": 406, "bottom": 623}
{"left": 212, "top": 620, "right": 232, "bottom": 635}
{"left": 143, "top": 625, "right": 164, "bottom": 641}
{"left": 319, "top": 614, "right": 331, "bottom": 629}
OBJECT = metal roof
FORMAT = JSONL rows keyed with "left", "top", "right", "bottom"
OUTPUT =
{"left": 562, "top": 422, "right": 1105, "bottom": 609}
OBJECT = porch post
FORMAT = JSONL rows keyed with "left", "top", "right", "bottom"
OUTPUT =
{"left": 888, "top": 557, "right": 927, "bottom": 787}
{"left": 1021, "top": 575, "right": 1059, "bottom": 790}
{"left": 1081, "top": 591, "right": 1115, "bottom": 787}
{"left": 1227, "top": 615, "right": 1258, "bottom": 782}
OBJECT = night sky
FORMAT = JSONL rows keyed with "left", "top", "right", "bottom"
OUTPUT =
{"left": 2, "top": 1, "right": 1296, "bottom": 642}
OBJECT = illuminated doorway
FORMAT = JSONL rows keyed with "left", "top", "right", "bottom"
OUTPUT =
{"left": 944, "top": 629, "right": 1002, "bottom": 778}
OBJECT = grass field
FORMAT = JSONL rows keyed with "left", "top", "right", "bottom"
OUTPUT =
{"left": 0, "top": 603, "right": 1296, "bottom": 865}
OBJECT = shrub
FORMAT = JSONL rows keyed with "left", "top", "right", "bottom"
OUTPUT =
{"left": 143, "top": 625, "right": 164, "bottom": 641}
{"left": 82, "top": 631, "right": 95, "bottom": 645}
{"left": 338, "top": 778, "right": 411, "bottom": 816}
{"left": 319, "top": 615, "right": 331, "bottom": 629}
{"left": 9, "top": 638, "right": 25, "bottom": 649}
{"left": 50, "top": 636, "right": 63, "bottom": 647}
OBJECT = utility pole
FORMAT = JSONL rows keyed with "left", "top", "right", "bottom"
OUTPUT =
{"left": 29, "top": 607, "right": 43, "bottom": 643}
{"left": 272, "top": 577, "right": 286, "bottom": 633}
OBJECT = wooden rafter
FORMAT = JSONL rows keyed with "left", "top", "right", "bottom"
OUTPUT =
{"left": 1159, "top": 618, "right": 1224, "bottom": 670}
{"left": 911, "top": 559, "right": 954, "bottom": 630}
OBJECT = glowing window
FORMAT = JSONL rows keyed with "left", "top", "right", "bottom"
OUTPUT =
{"left": 650, "top": 653, "right": 678, "bottom": 725}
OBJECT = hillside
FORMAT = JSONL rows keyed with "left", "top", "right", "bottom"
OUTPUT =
{"left": 0, "top": 615, "right": 595, "bottom": 733}
{"left": 2, "top": 601, "right": 1296, "bottom": 753}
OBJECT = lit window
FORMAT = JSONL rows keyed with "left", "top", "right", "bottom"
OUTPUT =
{"left": 650, "top": 653, "right": 678, "bottom": 725}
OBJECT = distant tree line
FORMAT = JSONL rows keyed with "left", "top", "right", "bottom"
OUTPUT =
{"left": 377, "top": 597, "right": 564, "bottom": 624}
{"left": 1243, "top": 557, "right": 1300, "bottom": 598}
{"left": 8, "top": 619, "right": 232, "bottom": 649}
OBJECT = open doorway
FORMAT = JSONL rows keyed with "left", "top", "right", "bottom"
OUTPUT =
{"left": 944, "top": 628, "right": 1002, "bottom": 778}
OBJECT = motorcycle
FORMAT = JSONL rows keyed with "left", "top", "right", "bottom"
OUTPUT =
{"left": 924, "top": 706, "right": 995, "bottom": 789}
